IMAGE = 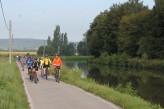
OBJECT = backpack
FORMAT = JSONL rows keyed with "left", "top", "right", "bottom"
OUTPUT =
{"left": 33, "top": 61, "right": 38, "bottom": 67}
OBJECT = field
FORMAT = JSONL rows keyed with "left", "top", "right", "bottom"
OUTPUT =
{"left": 0, "top": 57, "right": 29, "bottom": 109}
{"left": 0, "top": 51, "right": 37, "bottom": 56}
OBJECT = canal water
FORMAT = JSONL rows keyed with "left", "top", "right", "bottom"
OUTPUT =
{"left": 64, "top": 60, "right": 164, "bottom": 107}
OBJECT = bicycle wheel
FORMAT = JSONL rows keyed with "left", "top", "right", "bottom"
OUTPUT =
{"left": 55, "top": 69, "right": 59, "bottom": 83}
{"left": 34, "top": 71, "right": 37, "bottom": 84}
{"left": 45, "top": 67, "right": 48, "bottom": 80}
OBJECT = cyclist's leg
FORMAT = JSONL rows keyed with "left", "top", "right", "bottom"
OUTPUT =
{"left": 28, "top": 67, "right": 30, "bottom": 75}
{"left": 43, "top": 67, "right": 45, "bottom": 75}
{"left": 48, "top": 66, "right": 50, "bottom": 75}
{"left": 59, "top": 69, "right": 61, "bottom": 76}
{"left": 36, "top": 69, "right": 39, "bottom": 81}
{"left": 41, "top": 66, "right": 44, "bottom": 76}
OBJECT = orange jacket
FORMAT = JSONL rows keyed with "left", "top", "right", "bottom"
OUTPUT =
{"left": 52, "top": 57, "right": 62, "bottom": 66}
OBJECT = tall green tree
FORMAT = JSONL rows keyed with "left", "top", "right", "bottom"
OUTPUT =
{"left": 60, "top": 33, "right": 68, "bottom": 55}
{"left": 47, "top": 36, "right": 51, "bottom": 46}
{"left": 52, "top": 25, "right": 60, "bottom": 54}
{"left": 86, "top": 0, "right": 147, "bottom": 57}
{"left": 117, "top": 9, "right": 150, "bottom": 57}
{"left": 77, "top": 41, "right": 88, "bottom": 56}
{"left": 138, "top": 0, "right": 164, "bottom": 59}
{"left": 64, "top": 43, "right": 76, "bottom": 56}
{"left": 37, "top": 46, "right": 44, "bottom": 55}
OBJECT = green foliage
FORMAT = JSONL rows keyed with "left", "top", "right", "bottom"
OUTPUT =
{"left": 89, "top": 53, "right": 164, "bottom": 69}
{"left": 0, "top": 81, "right": 6, "bottom": 89}
{"left": 0, "top": 60, "right": 29, "bottom": 109}
{"left": 86, "top": 0, "right": 148, "bottom": 57}
{"left": 142, "top": 52, "right": 148, "bottom": 60}
{"left": 118, "top": 9, "right": 150, "bottom": 57}
{"left": 47, "top": 36, "right": 51, "bottom": 46}
{"left": 37, "top": 45, "right": 44, "bottom": 55}
{"left": 115, "top": 82, "right": 137, "bottom": 96}
{"left": 37, "top": 25, "right": 71, "bottom": 56}
{"left": 64, "top": 43, "right": 76, "bottom": 56}
{"left": 77, "top": 41, "right": 88, "bottom": 56}
{"left": 86, "top": 0, "right": 164, "bottom": 59}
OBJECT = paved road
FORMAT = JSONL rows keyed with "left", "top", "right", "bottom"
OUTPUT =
{"left": 17, "top": 62, "right": 121, "bottom": 109}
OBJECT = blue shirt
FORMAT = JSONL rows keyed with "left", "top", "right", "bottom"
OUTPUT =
{"left": 27, "top": 60, "right": 33, "bottom": 68}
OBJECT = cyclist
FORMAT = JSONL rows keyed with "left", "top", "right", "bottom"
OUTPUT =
{"left": 52, "top": 54, "right": 62, "bottom": 76}
{"left": 21, "top": 55, "right": 26, "bottom": 70}
{"left": 32, "top": 57, "right": 39, "bottom": 81}
{"left": 39, "top": 57, "right": 44, "bottom": 76}
{"left": 43, "top": 54, "right": 51, "bottom": 76}
{"left": 27, "top": 57, "right": 33, "bottom": 75}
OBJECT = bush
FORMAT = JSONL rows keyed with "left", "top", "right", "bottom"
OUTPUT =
{"left": 115, "top": 82, "right": 137, "bottom": 96}
{"left": 0, "top": 81, "right": 6, "bottom": 89}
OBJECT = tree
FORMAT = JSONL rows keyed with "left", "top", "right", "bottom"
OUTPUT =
{"left": 52, "top": 25, "right": 60, "bottom": 54}
{"left": 64, "top": 43, "right": 76, "bottom": 56}
{"left": 37, "top": 25, "right": 68, "bottom": 56}
{"left": 47, "top": 36, "right": 51, "bottom": 46}
{"left": 77, "top": 41, "right": 88, "bottom": 56}
{"left": 60, "top": 33, "right": 68, "bottom": 55}
{"left": 138, "top": 0, "right": 164, "bottom": 59}
{"left": 37, "top": 46, "right": 44, "bottom": 55}
{"left": 86, "top": 0, "right": 147, "bottom": 57}
{"left": 117, "top": 9, "right": 150, "bottom": 57}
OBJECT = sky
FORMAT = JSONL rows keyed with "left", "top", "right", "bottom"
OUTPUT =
{"left": 0, "top": 0, "right": 155, "bottom": 42}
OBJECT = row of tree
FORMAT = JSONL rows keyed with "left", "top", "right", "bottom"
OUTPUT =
{"left": 37, "top": 25, "right": 89, "bottom": 56}
{"left": 85, "top": 0, "right": 164, "bottom": 59}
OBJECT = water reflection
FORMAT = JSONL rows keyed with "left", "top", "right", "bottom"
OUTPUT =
{"left": 64, "top": 61, "right": 164, "bottom": 107}
{"left": 64, "top": 61, "right": 89, "bottom": 78}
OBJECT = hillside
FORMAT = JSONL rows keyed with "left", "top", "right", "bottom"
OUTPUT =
{"left": 0, "top": 38, "right": 78, "bottom": 51}
{"left": 0, "top": 38, "right": 46, "bottom": 51}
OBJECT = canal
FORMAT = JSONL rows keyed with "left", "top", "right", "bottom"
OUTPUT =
{"left": 64, "top": 60, "right": 164, "bottom": 107}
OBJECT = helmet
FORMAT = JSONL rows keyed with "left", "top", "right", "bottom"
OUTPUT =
{"left": 34, "top": 57, "right": 37, "bottom": 60}
{"left": 45, "top": 54, "right": 48, "bottom": 57}
{"left": 55, "top": 54, "right": 58, "bottom": 56}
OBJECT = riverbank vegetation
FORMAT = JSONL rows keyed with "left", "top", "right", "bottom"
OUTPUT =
{"left": 89, "top": 52, "right": 164, "bottom": 69}
{"left": 0, "top": 58, "right": 29, "bottom": 109}
{"left": 61, "top": 56, "right": 92, "bottom": 61}
{"left": 60, "top": 66, "right": 163, "bottom": 109}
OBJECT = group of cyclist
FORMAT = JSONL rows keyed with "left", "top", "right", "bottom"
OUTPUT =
{"left": 17, "top": 53, "right": 62, "bottom": 83}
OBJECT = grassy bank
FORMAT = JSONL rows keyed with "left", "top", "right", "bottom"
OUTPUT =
{"left": 60, "top": 66, "right": 163, "bottom": 109}
{"left": 0, "top": 59, "right": 29, "bottom": 109}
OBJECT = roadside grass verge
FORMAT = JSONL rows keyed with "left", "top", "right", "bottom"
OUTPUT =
{"left": 60, "top": 66, "right": 163, "bottom": 109}
{"left": 0, "top": 60, "right": 29, "bottom": 109}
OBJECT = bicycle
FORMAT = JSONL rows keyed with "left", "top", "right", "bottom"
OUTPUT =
{"left": 32, "top": 68, "right": 38, "bottom": 84}
{"left": 54, "top": 66, "right": 60, "bottom": 83}
{"left": 29, "top": 67, "right": 33, "bottom": 81}
{"left": 22, "top": 62, "right": 26, "bottom": 71}
{"left": 45, "top": 66, "right": 49, "bottom": 80}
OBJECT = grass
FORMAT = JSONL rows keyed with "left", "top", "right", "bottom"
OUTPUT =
{"left": 60, "top": 66, "right": 163, "bottom": 109}
{"left": 0, "top": 57, "right": 29, "bottom": 109}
